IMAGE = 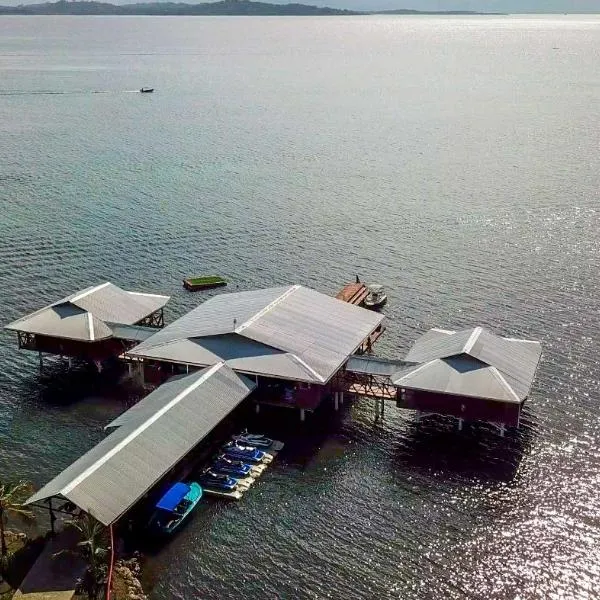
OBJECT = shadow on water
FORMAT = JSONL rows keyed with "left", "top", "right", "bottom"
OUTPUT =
{"left": 391, "top": 413, "right": 535, "bottom": 484}
{"left": 17, "top": 358, "right": 139, "bottom": 407}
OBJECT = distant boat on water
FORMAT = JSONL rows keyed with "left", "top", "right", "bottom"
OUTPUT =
{"left": 140, "top": 87, "right": 154, "bottom": 93}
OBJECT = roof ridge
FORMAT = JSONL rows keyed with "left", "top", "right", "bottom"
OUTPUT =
{"left": 487, "top": 366, "right": 521, "bottom": 402}
{"left": 235, "top": 285, "right": 299, "bottom": 334}
{"left": 287, "top": 352, "right": 325, "bottom": 383}
{"left": 59, "top": 362, "right": 225, "bottom": 497}
{"left": 70, "top": 282, "right": 111, "bottom": 305}
{"left": 462, "top": 326, "right": 483, "bottom": 354}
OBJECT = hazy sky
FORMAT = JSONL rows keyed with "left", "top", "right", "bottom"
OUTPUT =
{"left": 2, "top": 0, "right": 600, "bottom": 11}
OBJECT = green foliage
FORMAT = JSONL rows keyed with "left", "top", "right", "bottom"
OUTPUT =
{"left": 0, "top": 481, "right": 34, "bottom": 558}
{"left": 0, "top": 0, "right": 360, "bottom": 16}
{"left": 64, "top": 513, "right": 109, "bottom": 600}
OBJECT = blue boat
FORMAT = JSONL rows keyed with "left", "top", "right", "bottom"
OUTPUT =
{"left": 223, "top": 442, "right": 266, "bottom": 463}
{"left": 212, "top": 456, "right": 253, "bottom": 478}
{"left": 198, "top": 470, "right": 238, "bottom": 491}
{"left": 149, "top": 481, "right": 202, "bottom": 534}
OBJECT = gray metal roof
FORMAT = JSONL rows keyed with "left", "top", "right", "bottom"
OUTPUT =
{"left": 5, "top": 282, "right": 169, "bottom": 342}
{"left": 398, "top": 327, "right": 542, "bottom": 402}
{"left": 346, "top": 355, "right": 414, "bottom": 377}
{"left": 108, "top": 323, "right": 162, "bottom": 343}
{"left": 26, "top": 362, "right": 255, "bottom": 525}
{"left": 128, "top": 285, "right": 384, "bottom": 384}
{"left": 392, "top": 356, "right": 522, "bottom": 403}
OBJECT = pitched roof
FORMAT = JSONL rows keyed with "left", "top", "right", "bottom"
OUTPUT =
{"left": 127, "top": 285, "right": 384, "bottom": 384}
{"left": 395, "top": 327, "right": 542, "bottom": 402}
{"left": 26, "top": 362, "right": 255, "bottom": 525}
{"left": 5, "top": 282, "right": 169, "bottom": 342}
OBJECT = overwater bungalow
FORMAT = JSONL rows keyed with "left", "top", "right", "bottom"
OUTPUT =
{"left": 5, "top": 282, "right": 170, "bottom": 369}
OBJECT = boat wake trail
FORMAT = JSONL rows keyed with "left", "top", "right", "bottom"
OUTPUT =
{"left": 0, "top": 89, "right": 144, "bottom": 96}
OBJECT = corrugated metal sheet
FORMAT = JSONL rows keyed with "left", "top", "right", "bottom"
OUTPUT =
{"left": 133, "top": 287, "right": 290, "bottom": 351}
{"left": 26, "top": 362, "right": 255, "bottom": 525}
{"left": 346, "top": 355, "right": 413, "bottom": 377}
{"left": 128, "top": 286, "right": 384, "bottom": 384}
{"left": 108, "top": 323, "right": 160, "bottom": 342}
{"left": 401, "top": 327, "right": 542, "bottom": 401}
{"left": 72, "top": 284, "right": 168, "bottom": 326}
{"left": 5, "top": 282, "right": 170, "bottom": 342}
{"left": 404, "top": 328, "right": 474, "bottom": 363}
{"left": 392, "top": 356, "right": 521, "bottom": 403}
{"left": 5, "top": 304, "right": 113, "bottom": 341}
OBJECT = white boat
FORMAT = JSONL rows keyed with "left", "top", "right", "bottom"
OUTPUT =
{"left": 363, "top": 284, "right": 387, "bottom": 309}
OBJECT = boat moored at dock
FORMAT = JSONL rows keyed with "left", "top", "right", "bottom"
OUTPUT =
{"left": 223, "top": 442, "right": 273, "bottom": 464}
{"left": 363, "top": 284, "right": 387, "bottom": 309}
{"left": 232, "top": 431, "right": 284, "bottom": 452}
{"left": 197, "top": 471, "right": 238, "bottom": 492}
{"left": 148, "top": 481, "right": 202, "bottom": 535}
{"left": 211, "top": 456, "right": 254, "bottom": 478}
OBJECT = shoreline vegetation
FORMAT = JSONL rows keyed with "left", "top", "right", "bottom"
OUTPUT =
{"left": 0, "top": 0, "right": 506, "bottom": 16}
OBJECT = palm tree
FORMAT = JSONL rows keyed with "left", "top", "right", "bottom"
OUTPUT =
{"left": 65, "top": 513, "right": 109, "bottom": 600}
{"left": 0, "top": 480, "right": 34, "bottom": 556}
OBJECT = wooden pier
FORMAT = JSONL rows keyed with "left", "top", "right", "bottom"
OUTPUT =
{"left": 336, "top": 282, "right": 369, "bottom": 306}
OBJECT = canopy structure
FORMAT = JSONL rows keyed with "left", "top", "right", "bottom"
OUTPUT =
{"left": 393, "top": 327, "right": 542, "bottom": 402}
{"left": 127, "top": 285, "right": 384, "bottom": 384}
{"left": 392, "top": 327, "right": 542, "bottom": 428}
{"left": 26, "top": 362, "right": 256, "bottom": 525}
{"left": 156, "top": 483, "right": 190, "bottom": 512}
{"left": 5, "top": 282, "right": 169, "bottom": 343}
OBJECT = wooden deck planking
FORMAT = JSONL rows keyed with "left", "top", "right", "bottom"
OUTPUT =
{"left": 335, "top": 283, "right": 368, "bottom": 306}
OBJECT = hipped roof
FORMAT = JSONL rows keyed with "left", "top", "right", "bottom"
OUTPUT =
{"left": 26, "top": 362, "right": 255, "bottom": 525}
{"left": 5, "top": 282, "right": 169, "bottom": 342}
{"left": 127, "top": 285, "right": 384, "bottom": 384}
{"left": 393, "top": 327, "right": 542, "bottom": 403}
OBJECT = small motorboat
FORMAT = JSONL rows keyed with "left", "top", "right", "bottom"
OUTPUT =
{"left": 232, "top": 430, "right": 275, "bottom": 450}
{"left": 140, "top": 87, "right": 154, "bottom": 93}
{"left": 223, "top": 442, "right": 266, "bottom": 463}
{"left": 363, "top": 284, "right": 387, "bottom": 309}
{"left": 212, "top": 456, "right": 253, "bottom": 478}
{"left": 149, "top": 481, "right": 202, "bottom": 535}
{"left": 198, "top": 470, "right": 238, "bottom": 491}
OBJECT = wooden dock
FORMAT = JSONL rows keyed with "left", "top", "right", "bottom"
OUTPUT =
{"left": 336, "top": 282, "right": 368, "bottom": 306}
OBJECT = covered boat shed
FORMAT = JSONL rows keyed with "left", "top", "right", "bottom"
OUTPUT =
{"left": 5, "top": 282, "right": 169, "bottom": 367}
{"left": 26, "top": 362, "right": 255, "bottom": 526}
{"left": 126, "top": 285, "right": 384, "bottom": 417}
{"left": 392, "top": 327, "right": 542, "bottom": 430}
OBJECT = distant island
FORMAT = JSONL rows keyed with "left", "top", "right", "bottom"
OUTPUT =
{"left": 0, "top": 0, "right": 503, "bottom": 16}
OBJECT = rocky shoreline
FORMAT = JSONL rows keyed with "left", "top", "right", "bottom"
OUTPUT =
{"left": 114, "top": 553, "right": 148, "bottom": 600}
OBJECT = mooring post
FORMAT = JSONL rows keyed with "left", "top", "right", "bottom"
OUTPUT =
{"left": 48, "top": 498, "right": 56, "bottom": 537}
{"left": 300, "top": 409, "right": 306, "bottom": 422}
{"left": 186, "top": 364, "right": 189, "bottom": 374}
{"left": 500, "top": 424, "right": 505, "bottom": 437}
{"left": 458, "top": 418, "right": 463, "bottom": 432}
{"left": 334, "top": 392, "right": 339, "bottom": 411}
{"left": 339, "top": 391, "right": 344, "bottom": 406}
{"left": 68, "top": 356, "right": 73, "bottom": 370}
{"left": 128, "top": 362, "right": 133, "bottom": 376}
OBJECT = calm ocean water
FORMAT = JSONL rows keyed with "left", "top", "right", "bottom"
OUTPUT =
{"left": 1, "top": 14, "right": 600, "bottom": 599}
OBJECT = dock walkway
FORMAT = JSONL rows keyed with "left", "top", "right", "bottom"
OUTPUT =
{"left": 13, "top": 529, "right": 85, "bottom": 600}
{"left": 336, "top": 282, "right": 368, "bottom": 306}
